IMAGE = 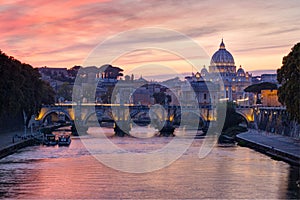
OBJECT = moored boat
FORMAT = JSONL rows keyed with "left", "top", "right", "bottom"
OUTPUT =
{"left": 43, "top": 133, "right": 58, "bottom": 146}
{"left": 58, "top": 134, "right": 71, "bottom": 146}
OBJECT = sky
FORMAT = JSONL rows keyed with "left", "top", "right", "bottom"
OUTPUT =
{"left": 1, "top": 0, "right": 300, "bottom": 78}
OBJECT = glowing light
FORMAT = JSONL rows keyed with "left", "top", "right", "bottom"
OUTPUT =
{"left": 237, "top": 97, "right": 249, "bottom": 102}
{"left": 36, "top": 108, "right": 47, "bottom": 120}
{"left": 219, "top": 98, "right": 229, "bottom": 101}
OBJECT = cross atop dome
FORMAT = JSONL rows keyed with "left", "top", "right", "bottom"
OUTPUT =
{"left": 219, "top": 38, "right": 225, "bottom": 49}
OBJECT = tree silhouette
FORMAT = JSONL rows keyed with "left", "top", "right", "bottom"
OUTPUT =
{"left": 57, "top": 82, "right": 72, "bottom": 101}
{"left": 153, "top": 92, "right": 171, "bottom": 105}
{"left": 277, "top": 43, "right": 300, "bottom": 123}
{"left": 0, "top": 50, "right": 55, "bottom": 129}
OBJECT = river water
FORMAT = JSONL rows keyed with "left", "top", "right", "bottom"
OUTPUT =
{"left": 0, "top": 130, "right": 299, "bottom": 199}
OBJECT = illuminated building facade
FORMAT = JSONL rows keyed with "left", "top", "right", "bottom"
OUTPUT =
{"left": 197, "top": 39, "right": 252, "bottom": 105}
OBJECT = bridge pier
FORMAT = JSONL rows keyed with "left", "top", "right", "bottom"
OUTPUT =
{"left": 158, "top": 120, "right": 175, "bottom": 137}
{"left": 36, "top": 104, "right": 258, "bottom": 138}
{"left": 114, "top": 121, "right": 131, "bottom": 137}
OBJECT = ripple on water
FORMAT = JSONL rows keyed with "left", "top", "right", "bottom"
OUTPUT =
{"left": 0, "top": 135, "right": 299, "bottom": 199}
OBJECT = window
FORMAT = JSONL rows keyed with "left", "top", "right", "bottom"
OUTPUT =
{"left": 204, "top": 93, "right": 207, "bottom": 100}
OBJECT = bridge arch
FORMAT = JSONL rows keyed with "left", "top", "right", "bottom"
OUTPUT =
{"left": 130, "top": 110, "right": 140, "bottom": 118}
{"left": 130, "top": 110, "right": 149, "bottom": 119}
{"left": 84, "top": 111, "right": 98, "bottom": 125}
{"left": 235, "top": 111, "right": 249, "bottom": 127}
{"left": 84, "top": 110, "right": 114, "bottom": 125}
{"left": 174, "top": 110, "right": 207, "bottom": 129}
{"left": 41, "top": 109, "right": 72, "bottom": 123}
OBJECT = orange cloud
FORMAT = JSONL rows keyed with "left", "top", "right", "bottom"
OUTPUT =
{"left": 0, "top": 0, "right": 299, "bottom": 74}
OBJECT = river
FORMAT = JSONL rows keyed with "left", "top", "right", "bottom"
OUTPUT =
{"left": 0, "top": 129, "right": 299, "bottom": 199}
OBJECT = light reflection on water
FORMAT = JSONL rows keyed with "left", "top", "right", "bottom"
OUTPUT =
{"left": 0, "top": 129, "right": 299, "bottom": 199}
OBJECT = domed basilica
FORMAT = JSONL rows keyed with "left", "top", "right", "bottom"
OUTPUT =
{"left": 191, "top": 39, "right": 252, "bottom": 104}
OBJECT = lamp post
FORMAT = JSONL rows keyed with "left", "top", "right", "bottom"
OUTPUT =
{"left": 23, "top": 110, "right": 27, "bottom": 139}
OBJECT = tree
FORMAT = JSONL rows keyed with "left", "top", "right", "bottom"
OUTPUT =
{"left": 244, "top": 82, "right": 278, "bottom": 104}
{"left": 100, "top": 86, "right": 114, "bottom": 104}
{"left": 153, "top": 92, "right": 171, "bottom": 105}
{"left": 99, "top": 64, "right": 124, "bottom": 79}
{"left": 40, "top": 81, "right": 56, "bottom": 105}
{"left": 57, "top": 82, "right": 72, "bottom": 101}
{"left": 216, "top": 102, "right": 247, "bottom": 143}
{"left": 0, "top": 50, "right": 55, "bottom": 129}
{"left": 244, "top": 82, "right": 277, "bottom": 93}
{"left": 217, "top": 102, "right": 244, "bottom": 132}
{"left": 68, "top": 65, "right": 81, "bottom": 78}
{"left": 277, "top": 43, "right": 300, "bottom": 123}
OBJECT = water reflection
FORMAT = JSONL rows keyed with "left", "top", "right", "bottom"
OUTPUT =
{"left": 286, "top": 166, "right": 300, "bottom": 198}
{"left": 0, "top": 133, "right": 299, "bottom": 199}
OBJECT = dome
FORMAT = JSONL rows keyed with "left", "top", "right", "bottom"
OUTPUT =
{"left": 237, "top": 65, "right": 245, "bottom": 76}
{"left": 210, "top": 39, "right": 235, "bottom": 66}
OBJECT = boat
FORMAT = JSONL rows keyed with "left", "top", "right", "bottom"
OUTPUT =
{"left": 58, "top": 134, "right": 71, "bottom": 146}
{"left": 43, "top": 133, "right": 58, "bottom": 146}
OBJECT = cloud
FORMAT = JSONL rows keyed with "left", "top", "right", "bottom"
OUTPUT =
{"left": 0, "top": 0, "right": 299, "bottom": 73}
{"left": 235, "top": 44, "right": 292, "bottom": 53}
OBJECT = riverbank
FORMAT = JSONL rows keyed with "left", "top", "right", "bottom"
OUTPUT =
{"left": 236, "top": 129, "right": 300, "bottom": 166}
{"left": 0, "top": 130, "right": 38, "bottom": 159}
{"left": 0, "top": 138, "right": 37, "bottom": 159}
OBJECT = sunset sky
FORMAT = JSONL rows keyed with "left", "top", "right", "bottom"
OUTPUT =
{"left": 1, "top": 0, "right": 299, "bottom": 77}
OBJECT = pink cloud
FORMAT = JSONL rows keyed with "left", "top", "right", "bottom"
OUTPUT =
{"left": 0, "top": 0, "right": 299, "bottom": 73}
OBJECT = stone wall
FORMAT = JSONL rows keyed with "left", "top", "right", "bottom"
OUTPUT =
{"left": 254, "top": 107, "right": 300, "bottom": 138}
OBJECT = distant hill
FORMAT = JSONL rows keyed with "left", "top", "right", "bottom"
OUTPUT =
{"left": 248, "top": 70, "right": 276, "bottom": 76}
{"left": 137, "top": 70, "right": 277, "bottom": 82}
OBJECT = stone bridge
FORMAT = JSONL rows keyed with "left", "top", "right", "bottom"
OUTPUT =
{"left": 36, "top": 103, "right": 255, "bottom": 127}
{"left": 35, "top": 103, "right": 298, "bottom": 137}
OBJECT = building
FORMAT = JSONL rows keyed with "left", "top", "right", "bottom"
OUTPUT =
{"left": 39, "top": 66, "right": 68, "bottom": 77}
{"left": 251, "top": 76, "right": 261, "bottom": 84}
{"left": 187, "top": 39, "right": 253, "bottom": 105}
{"left": 261, "top": 74, "right": 277, "bottom": 83}
{"left": 180, "top": 80, "right": 220, "bottom": 106}
{"left": 261, "top": 89, "right": 282, "bottom": 107}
